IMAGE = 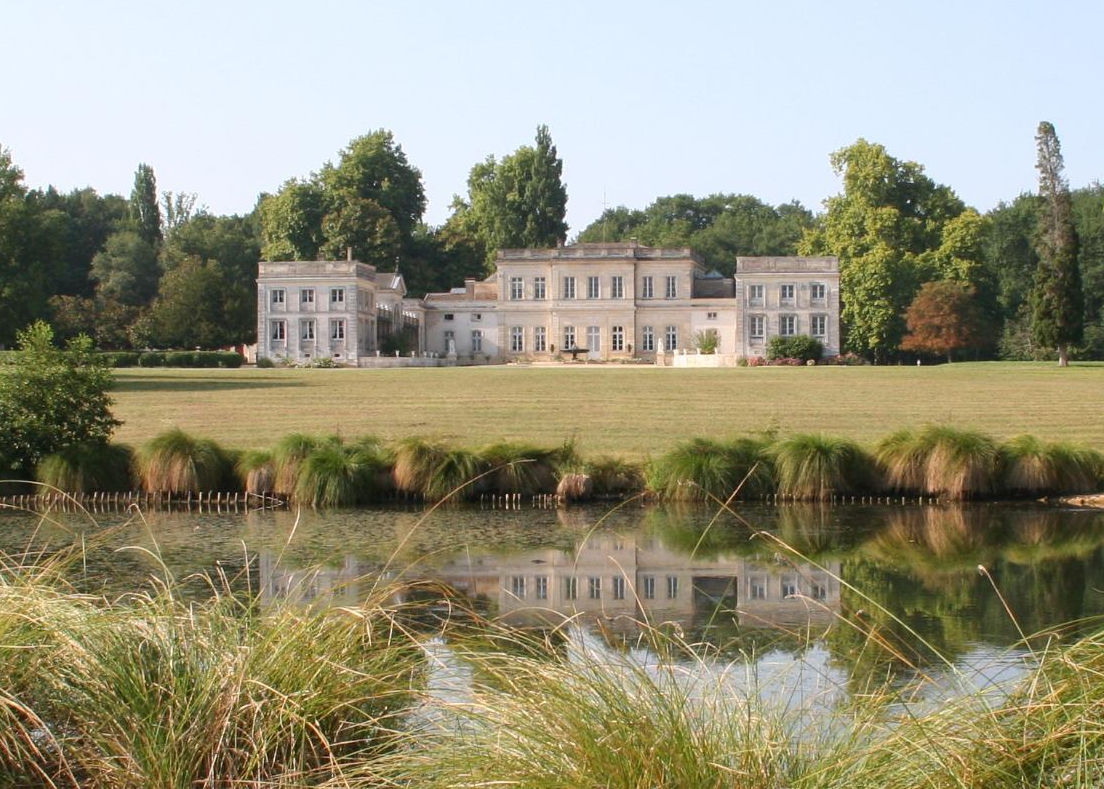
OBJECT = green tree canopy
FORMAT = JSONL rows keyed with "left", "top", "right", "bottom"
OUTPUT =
{"left": 147, "top": 258, "right": 253, "bottom": 349}
{"left": 800, "top": 139, "right": 968, "bottom": 361}
{"left": 446, "top": 125, "right": 568, "bottom": 263}
{"left": 90, "top": 230, "right": 161, "bottom": 306}
{"left": 1030, "top": 121, "right": 1083, "bottom": 367}
{"left": 577, "top": 193, "right": 813, "bottom": 275}
{"left": 130, "top": 163, "right": 162, "bottom": 248}
{"left": 0, "top": 321, "right": 119, "bottom": 476}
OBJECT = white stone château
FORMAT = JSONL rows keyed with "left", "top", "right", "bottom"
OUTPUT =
{"left": 256, "top": 242, "right": 840, "bottom": 365}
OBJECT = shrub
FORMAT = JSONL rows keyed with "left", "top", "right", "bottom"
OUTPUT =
{"left": 766, "top": 334, "right": 823, "bottom": 362}
{"left": 217, "top": 351, "right": 244, "bottom": 368}
{"left": 135, "top": 429, "right": 234, "bottom": 493}
{"left": 165, "top": 351, "right": 194, "bottom": 367}
{"left": 102, "top": 351, "right": 140, "bottom": 368}
{"left": 255, "top": 356, "right": 275, "bottom": 369}
{"left": 770, "top": 434, "right": 875, "bottom": 500}
{"left": 35, "top": 442, "right": 135, "bottom": 493}
{"left": 236, "top": 449, "right": 276, "bottom": 496}
{"left": 391, "top": 437, "right": 483, "bottom": 501}
{"left": 137, "top": 351, "right": 165, "bottom": 367}
{"left": 693, "top": 328, "right": 720, "bottom": 354}
{"left": 0, "top": 322, "right": 120, "bottom": 477}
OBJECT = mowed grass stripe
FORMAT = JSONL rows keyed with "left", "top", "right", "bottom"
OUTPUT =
{"left": 109, "top": 363, "right": 1104, "bottom": 457}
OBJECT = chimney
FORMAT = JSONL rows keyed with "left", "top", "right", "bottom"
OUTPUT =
{"left": 346, "top": 246, "right": 353, "bottom": 262}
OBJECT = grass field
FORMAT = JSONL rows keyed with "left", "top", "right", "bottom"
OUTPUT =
{"left": 108, "top": 362, "right": 1104, "bottom": 458}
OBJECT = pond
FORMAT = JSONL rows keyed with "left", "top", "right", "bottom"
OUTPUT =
{"left": 3, "top": 499, "right": 1103, "bottom": 704}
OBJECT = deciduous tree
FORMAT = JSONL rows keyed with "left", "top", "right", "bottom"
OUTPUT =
{"left": 900, "top": 281, "right": 987, "bottom": 362}
{"left": 130, "top": 163, "right": 162, "bottom": 248}
{"left": 1031, "top": 121, "right": 1083, "bottom": 367}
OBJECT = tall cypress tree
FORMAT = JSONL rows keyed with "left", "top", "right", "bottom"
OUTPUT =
{"left": 1031, "top": 121, "right": 1082, "bottom": 366}
{"left": 130, "top": 163, "right": 163, "bottom": 248}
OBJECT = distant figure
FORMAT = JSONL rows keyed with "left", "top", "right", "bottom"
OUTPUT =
{"left": 916, "top": 359, "right": 921, "bottom": 366}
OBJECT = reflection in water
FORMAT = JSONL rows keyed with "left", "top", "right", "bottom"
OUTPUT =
{"left": 257, "top": 530, "right": 843, "bottom": 640}
{"left": 2, "top": 501, "right": 1103, "bottom": 694}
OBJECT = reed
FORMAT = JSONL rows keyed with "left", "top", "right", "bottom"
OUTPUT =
{"left": 134, "top": 429, "right": 233, "bottom": 494}
{"left": 647, "top": 437, "right": 772, "bottom": 501}
{"left": 293, "top": 438, "right": 393, "bottom": 507}
{"left": 585, "top": 455, "right": 646, "bottom": 496}
{"left": 1002, "top": 435, "right": 1104, "bottom": 495}
{"left": 0, "top": 570, "right": 422, "bottom": 788}
{"left": 770, "top": 433, "right": 875, "bottom": 501}
{"left": 35, "top": 442, "right": 135, "bottom": 493}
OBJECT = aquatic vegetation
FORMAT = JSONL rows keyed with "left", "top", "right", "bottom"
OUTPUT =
{"left": 35, "top": 442, "right": 135, "bottom": 493}
{"left": 271, "top": 433, "right": 334, "bottom": 497}
{"left": 584, "top": 455, "right": 646, "bottom": 496}
{"left": 770, "top": 433, "right": 875, "bottom": 501}
{"left": 134, "top": 429, "right": 233, "bottom": 494}
{"left": 391, "top": 437, "right": 483, "bottom": 501}
{"left": 478, "top": 442, "right": 559, "bottom": 495}
{"left": 294, "top": 439, "right": 393, "bottom": 507}
{"left": 235, "top": 449, "right": 275, "bottom": 496}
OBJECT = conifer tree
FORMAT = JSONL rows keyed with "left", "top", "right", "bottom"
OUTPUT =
{"left": 130, "top": 163, "right": 163, "bottom": 247}
{"left": 1031, "top": 121, "right": 1082, "bottom": 366}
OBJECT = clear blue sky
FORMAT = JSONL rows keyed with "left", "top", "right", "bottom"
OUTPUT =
{"left": 5, "top": 0, "right": 1101, "bottom": 234}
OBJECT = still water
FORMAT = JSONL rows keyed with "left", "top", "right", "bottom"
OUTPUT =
{"left": 3, "top": 500, "right": 1103, "bottom": 701}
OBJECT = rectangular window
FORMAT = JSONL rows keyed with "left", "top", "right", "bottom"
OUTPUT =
{"left": 444, "top": 313, "right": 454, "bottom": 321}
{"left": 588, "top": 577, "right": 602, "bottom": 600}
{"left": 562, "top": 276, "right": 576, "bottom": 299}
{"left": 534, "top": 277, "right": 546, "bottom": 300}
{"left": 750, "top": 315, "right": 765, "bottom": 339}
{"left": 471, "top": 330, "right": 483, "bottom": 353}
{"left": 534, "top": 326, "right": 547, "bottom": 352}
{"left": 586, "top": 326, "right": 601, "bottom": 352}
{"left": 707, "top": 311, "right": 718, "bottom": 320}
{"left": 611, "top": 325, "right": 624, "bottom": 352}
{"left": 586, "top": 276, "right": 600, "bottom": 299}
{"left": 564, "top": 577, "right": 578, "bottom": 601}
{"left": 665, "top": 325, "right": 677, "bottom": 351}
{"left": 443, "top": 329, "right": 454, "bottom": 353}
{"left": 781, "top": 577, "right": 797, "bottom": 598}
{"left": 642, "top": 326, "right": 655, "bottom": 352}
{"left": 665, "top": 275, "right": 677, "bottom": 299}
{"left": 811, "top": 582, "right": 827, "bottom": 601}
{"left": 535, "top": 576, "right": 548, "bottom": 600}
{"left": 641, "top": 276, "right": 654, "bottom": 299}
{"left": 563, "top": 326, "right": 576, "bottom": 350}
{"left": 612, "top": 576, "right": 626, "bottom": 600}
{"left": 270, "top": 320, "right": 286, "bottom": 341}
{"left": 510, "top": 576, "right": 526, "bottom": 599}
{"left": 780, "top": 284, "right": 795, "bottom": 303}
{"left": 812, "top": 282, "right": 827, "bottom": 302}
{"left": 750, "top": 577, "right": 766, "bottom": 600}
{"left": 666, "top": 575, "right": 679, "bottom": 599}
{"left": 611, "top": 275, "right": 624, "bottom": 299}
{"left": 510, "top": 277, "right": 523, "bottom": 300}
{"left": 748, "top": 284, "right": 764, "bottom": 304}
{"left": 811, "top": 314, "right": 827, "bottom": 337}
{"left": 330, "top": 319, "right": 345, "bottom": 340}
{"left": 780, "top": 315, "right": 797, "bottom": 336}
{"left": 300, "top": 319, "right": 315, "bottom": 341}
{"left": 271, "top": 289, "right": 286, "bottom": 306}
{"left": 300, "top": 288, "right": 315, "bottom": 305}
{"left": 330, "top": 288, "right": 345, "bottom": 305}
{"left": 510, "top": 326, "right": 524, "bottom": 352}
{"left": 642, "top": 576, "right": 656, "bottom": 600}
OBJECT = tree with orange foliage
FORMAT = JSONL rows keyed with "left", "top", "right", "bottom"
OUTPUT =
{"left": 900, "top": 280, "right": 987, "bottom": 362}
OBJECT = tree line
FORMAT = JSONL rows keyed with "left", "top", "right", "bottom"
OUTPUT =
{"left": 0, "top": 122, "right": 1100, "bottom": 361}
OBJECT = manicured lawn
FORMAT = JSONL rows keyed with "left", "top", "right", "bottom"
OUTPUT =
{"left": 109, "top": 362, "right": 1104, "bottom": 457}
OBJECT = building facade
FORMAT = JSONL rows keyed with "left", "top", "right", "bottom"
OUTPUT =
{"left": 256, "top": 260, "right": 423, "bottom": 365}
{"left": 255, "top": 243, "right": 840, "bottom": 365}
{"left": 421, "top": 242, "right": 840, "bottom": 363}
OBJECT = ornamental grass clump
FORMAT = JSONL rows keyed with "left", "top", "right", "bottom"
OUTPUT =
{"left": 135, "top": 429, "right": 233, "bottom": 494}
{"left": 235, "top": 449, "right": 275, "bottom": 496}
{"left": 1001, "top": 435, "right": 1104, "bottom": 496}
{"left": 390, "top": 437, "right": 483, "bottom": 501}
{"left": 769, "top": 433, "right": 876, "bottom": 501}
{"left": 272, "top": 433, "right": 333, "bottom": 497}
{"left": 294, "top": 437, "right": 392, "bottom": 507}
{"left": 647, "top": 437, "right": 772, "bottom": 501}
{"left": 477, "top": 442, "right": 559, "bottom": 495}
{"left": 584, "top": 455, "right": 646, "bottom": 497}
{"left": 35, "top": 442, "right": 135, "bottom": 493}
{"left": 876, "top": 426, "right": 1002, "bottom": 500}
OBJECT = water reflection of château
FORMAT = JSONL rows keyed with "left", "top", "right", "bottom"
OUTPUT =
{"left": 258, "top": 530, "right": 842, "bottom": 636}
